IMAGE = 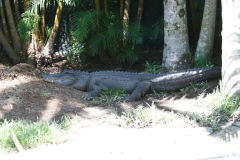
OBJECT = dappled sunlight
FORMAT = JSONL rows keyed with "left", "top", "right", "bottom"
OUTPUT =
{"left": 40, "top": 99, "right": 61, "bottom": 121}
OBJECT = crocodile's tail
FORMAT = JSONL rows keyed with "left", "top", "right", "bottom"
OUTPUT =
{"left": 151, "top": 67, "right": 221, "bottom": 91}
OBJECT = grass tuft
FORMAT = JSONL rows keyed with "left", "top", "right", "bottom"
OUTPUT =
{"left": 0, "top": 116, "right": 74, "bottom": 152}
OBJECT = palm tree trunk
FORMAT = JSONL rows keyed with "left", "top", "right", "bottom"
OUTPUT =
{"left": 189, "top": 0, "right": 200, "bottom": 45}
{"left": 194, "top": 0, "right": 217, "bottom": 62}
{"left": 0, "top": 0, "right": 9, "bottom": 41}
{"left": 120, "top": 0, "right": 124, "bottom": 18}
{"left": 104, "top": 0, "right": 108, "bottom": 15}
{"left": 40, "top": 1, "right": 45, "bottom": 44}
{"left": 42, "top": 0, "right": 63, "bottom": 65}
{"left": 95, "top": 0, "right": 100, "bottom": 12}
{"left": 222, "top": 0, "right": 240, "bottom": 97}
{"left": 4, "top": 0, "right": 22, "bottom": 55}
{"left": 136, "top": 0, "right": 144, "bottom": 25}
{"left": 0, "top": 30, "right": 21, "bottom": 63}
{"left": 123, "top": 0, "right": 130, "bottom": 45}
{"left": 162, "top": 0, "right": 190, "bottom": 71}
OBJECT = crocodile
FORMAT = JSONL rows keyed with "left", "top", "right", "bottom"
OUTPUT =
{"left": 43, "top": 67, "right": 221, "bottom": 101}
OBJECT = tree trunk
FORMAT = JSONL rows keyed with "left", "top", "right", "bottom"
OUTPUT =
{"left": 162, "top": 0, "right": 190, "bottom": 71}
{"left": 14, "top": 0, "right": 20, "bottom": 21}
{"left": 95, "top": 0, "right": 100, "bottom": 12}
{"left": 195, "top": 0, "right": 217, "bottom": 62}
{"left": 136, "top": 0, "right": 144, "bottom": 25}
{"left": 0, "top": 29, "right": 21, "bottom": 63}
{"left": 40, "top": 1, "right": 45, "bottom": 45}
{"left": 120, "top": 0, "right": 124, "bottom": 18}
{"left": 42, "top": 0, "right": 63, "bottom": 65}
{"left": 189, "top": 0, "right": 200, "bottom": 45}
{"left": 222, "top": 0, "right": 240, "bottom": 97}
{"left": 0, "top": 0, "right": 9, "bottom": 41}
{"left": 4, "top": 0, "right": 22, "bottom": 55}
{"left": 104, "top": 0, "right": 108, "bottom": 15}
{"left": 123, "top": 0, "right": 130, "bottom": 45}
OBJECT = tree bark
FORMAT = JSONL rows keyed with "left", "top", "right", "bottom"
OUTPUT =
{"left": 222, "top": 0, "right": 240, "bottom": 97}
{"left": 40, "top": 1, "right": 45, "bottom": 45}
{"left": 162, "top": 0, "right": 190, "bottom": 71}
{"left": 195, "top": 0, "right": 217, "bottom": 62}
{"left": 14, "top": 0, "right": 20, "bottom": 21}
{"left": 4, "top": 0, "right": 22, "bottom": 55}
{"left": 136, "top": 0, "right": 144, "bottom": 25}
{"left": 0, "top": 29, "right": 21, "bottom": 63}
{"left": 95, "top": 0, "right": 100, "bottom": 12}
{"left": 120, "top": 0, "right": 124, "bottom": 18}
{"left": 0, "top": 0, "right": 9, "bottom": 41}
{"left": 104, "top": 0, "right": 108, "bottom": 15}
{"left": 42, "top": 0, "right": 63, "bottom": 65}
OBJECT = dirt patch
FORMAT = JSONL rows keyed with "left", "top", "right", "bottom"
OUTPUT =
{"left": 0, "top": 60, "right": 220, "bottom": 124}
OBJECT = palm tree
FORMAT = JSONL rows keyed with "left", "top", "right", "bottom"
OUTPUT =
{"left": 136, "top": 0, "right": 144, "bottom": 25}
{"left": 195, "top": 0, "right": 217, "bottom": 62}
{"left": 42, "top": 0, "right": 63, "bottom": 65}
{"left": 162, "top": 0, "right": 190, "bottom": 71}
{"left": 222, "top": 0, "right": 240, "bottom": 97}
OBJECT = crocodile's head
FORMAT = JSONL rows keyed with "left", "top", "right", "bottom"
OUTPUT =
{"left": 43, "top": 70, "right": 78, "bottom": 86}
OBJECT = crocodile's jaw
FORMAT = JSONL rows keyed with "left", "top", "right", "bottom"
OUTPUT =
{"left": 43, "top": 74, "right": 77, "bottom": 86}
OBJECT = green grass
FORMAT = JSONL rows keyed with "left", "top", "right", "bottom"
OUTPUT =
{"left": 101, "top": 102, "right": 198, "bottom": 128}
{"left": 87, "top": 87, "right": 128, "bottom": 105}
{"left": 210, "top": 87, "right": 240, "bottom": 120}
{"left": 195, "top": 54, "right": 215, "bottom": 68}
{"left": 0, "top": 116, "right": 75, "bottom": 152}
{"left": 179, "top": 81, "right": 210, "bottom": 94}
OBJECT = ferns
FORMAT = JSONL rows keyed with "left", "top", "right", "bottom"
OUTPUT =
{"left": 71, "top": 10, "right": 146, "bottom": 63}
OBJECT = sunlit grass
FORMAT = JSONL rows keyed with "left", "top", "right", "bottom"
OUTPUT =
{"left": 0, "top": 116, "right": 77, "bottom": 152}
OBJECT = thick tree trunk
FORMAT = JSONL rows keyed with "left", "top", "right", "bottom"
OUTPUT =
{"left": 42, "top": 0, "right": 63, "bottom": 65}
{"left": 195, "top": 0, "right": 217, "bottom": 62}
{"left": 4, "top": 0, "right": 22, "bottom": 55}
{"left": 136, "top": 0, "right": 144, "bottom": 25}
{"left": 0, "top": 30, "right": 21, "bottom": 63}
{"left": 222, "top": 0, "right": 240, "bottom": 97}
{"left": 0, "top": 0, "right": 9, "bottom": 41}
{"left": 162, "top": 0, "right": 190, "bottom": 71}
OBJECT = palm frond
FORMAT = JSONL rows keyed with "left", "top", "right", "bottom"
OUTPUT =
{"left": 17, "top": 11, "right": 40, "bottom": 43}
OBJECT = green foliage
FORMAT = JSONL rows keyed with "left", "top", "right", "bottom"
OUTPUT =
{"left": 195, "top": 54, "right": 214, "bottom": 68}
{"left": 210, "top": 86, "right": 240, "bottom": 120}
{"left": 41, "top": 91, "right": 51, "bottom": 99}
{"left": 87, "top": 87, "right": 128, "bottom": 105}
{"left": 183, "top": 112, "right": 220, "bottom": 130}
{"left": 17, "top": 11, "right": 40, "bottom": 43}
{"left": 101, "top": 102, "right": 199, "bottom": 128}
{"left": 143, "top": 61, "right": 162, "bottom": 74}
{"left": 152, "top": 18, "right": 164, "bottom": 40}
{"left": 66, "top": 33, "right": 86, "bottom": 66}
{"left": 71, "top": 10, "right": 146, "bottom": 63}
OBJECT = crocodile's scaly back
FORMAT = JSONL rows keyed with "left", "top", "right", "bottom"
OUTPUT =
{"left": 151, "top": 67, "right": 221, "bottom": 91}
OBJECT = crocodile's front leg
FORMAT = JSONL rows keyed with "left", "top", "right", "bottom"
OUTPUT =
{"left": 121, "top": 81, "right": 151, "bottom": 102}
{"left": 82, "top": 84, "right": 107, "bottom": 100}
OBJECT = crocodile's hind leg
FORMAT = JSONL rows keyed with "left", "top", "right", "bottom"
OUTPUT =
{"left": 82, "top": 84, "right": 107, "bottom": 100}
{"left": 121, "top": 81, "right": 151, "bottom": 102}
